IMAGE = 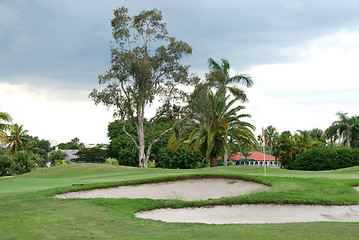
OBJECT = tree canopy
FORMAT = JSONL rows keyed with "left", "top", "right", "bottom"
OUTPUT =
{"left": 89, "top": 7, "right": 195, "bottom": 168}
{"left": 0, "top": 112, "right": 13, "bottom": 144}
{"left": 330, "top": 112, "right": 359, "bottom": 149}
{"left": 206, "top": 58, "right": 253, "bottom": 102}
{"left": 169, "top": 91, "right": 257, "bottom": 167}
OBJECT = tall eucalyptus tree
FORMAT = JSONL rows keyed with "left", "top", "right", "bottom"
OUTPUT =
{"left": 89, "top": 7, "right": 194, "bottom": 167}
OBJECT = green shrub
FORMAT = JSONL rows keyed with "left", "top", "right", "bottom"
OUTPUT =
{"left": 49, "top": 150, "right": 67, "bottom": 165}
{"left": 291, "top": 148, "right": 359, "bottom": 171}
{"left": 12, "top": 151, "right": 32, "bottom": 175}
{"left": 148, "top": 160, "right": 157, "bottom": 168}
{"left": 227, "top": 160, "right": 234, "bottom": 166}
{"left": 105, "top": 158, "right": 119, "bottom": 165}
{"left": 73, "top": 148, "right": 107, "bottom": 163}
{"left": 54, "top": 160, "right": 68, "bottom": 166}
{"left": 0, "top": 155, "right": 15, "bottom": 176}
{"left": 156, "top": 147, "right": 205, "bottom": 169}
{"left": 217, "top": 159, "right": 234, "bottom": 166}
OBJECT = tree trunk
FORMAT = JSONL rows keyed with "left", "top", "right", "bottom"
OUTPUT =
{"left": 210, "top": 157, "right": 218, "bottom": 167}
{"left": 137, "top": 103, "right": 146, "bottom": 168}
{"left": 224, "top": 149, "right": 228, "bottom": 166}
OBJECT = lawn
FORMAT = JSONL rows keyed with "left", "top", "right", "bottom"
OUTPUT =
{"left": 1, "top": 164, "right": 359, "bottom": 240}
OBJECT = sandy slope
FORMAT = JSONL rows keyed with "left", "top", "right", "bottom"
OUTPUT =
{"left": 55, "top": 178, "right": 269, "bottom": 201}
{"left": 136, "top": 204, "right": 359, "bottom": 224}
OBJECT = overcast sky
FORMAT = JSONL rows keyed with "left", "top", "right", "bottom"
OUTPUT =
{"left": 1, "top": 0, "right": 359, "bottom": 144}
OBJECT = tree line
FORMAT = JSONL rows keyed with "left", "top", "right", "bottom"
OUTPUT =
{"left": 0, "top": 115, "right": 107, "bottom": 175}
{"left": 262, "top": 112, "right": 359, "bottom": 169}
{"left": 89, "top": 7, "right": 257, "bottom": 168}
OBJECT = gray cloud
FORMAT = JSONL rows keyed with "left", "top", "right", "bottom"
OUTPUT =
{"left": 1, "top": 0, "right": 359, "bottom": 90}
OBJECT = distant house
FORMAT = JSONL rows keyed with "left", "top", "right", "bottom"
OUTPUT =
{"left": 230, "top": 151, "right": 280, "bottom": 168}
{"left": 60, "top": 149, "right": 79, "bottom": 162}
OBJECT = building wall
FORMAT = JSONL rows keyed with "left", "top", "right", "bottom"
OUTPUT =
{"left": 60, "top": 149, "right": 79, "bottom": 162}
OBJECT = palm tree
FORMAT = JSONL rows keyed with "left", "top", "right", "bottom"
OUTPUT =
{"left": 207, "top": 58, "right": 253, "bottom": 102}
{"left": 325, "top": 125, "right": 339, "bottom": 149}
{"left": 309, "top": 128, "right": 325, "bottom": 143}
{"left": 331, "top": 112, "right": 359, "bottom": 149}
{"left": 349, "top": 117, "right": 359, "bottom": 148}
{"left": 264, "top": 125, "right": 279, "bottom": 163}
{"left": 169, "top": 91, "right": 257, "bottom": 167}
{"left": 6, "top": 123, "right": 29, "bottom": 156}
{"left": 0, "top": 112, "right": 14, "bottom": 144}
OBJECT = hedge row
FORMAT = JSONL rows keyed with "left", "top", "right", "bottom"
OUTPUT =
{"left": 290, "top": 148, "right": 359, "bottom": 171}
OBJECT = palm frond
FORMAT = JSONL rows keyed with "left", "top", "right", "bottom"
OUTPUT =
{"left": 227, "top": 87, "right": 248, "bottom": 102}
{"left": 207, "top": 58, "right": 221, "bottom": 71}
{"left": 227, "top": 74, "right": 253, "bottom": 87}
{"left": 220, "top": 59, "right": 230, "bottom": 76}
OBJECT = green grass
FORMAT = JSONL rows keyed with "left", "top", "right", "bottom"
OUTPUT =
{"left": 1, "top": 164, "right": 359, "bottom": 239}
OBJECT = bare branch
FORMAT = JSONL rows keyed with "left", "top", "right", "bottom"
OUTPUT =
{"left": 145, "top": 115, "right": 190, "bottom": 159}
{"left": 122, "top": 121, "right": 139, "bottom": 149}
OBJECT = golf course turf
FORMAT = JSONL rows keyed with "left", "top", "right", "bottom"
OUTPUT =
{"left": 1, "top": 164, "right": 359, "bottom": 239}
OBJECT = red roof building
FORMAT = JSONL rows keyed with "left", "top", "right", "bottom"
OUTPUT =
{"left": 230, "top": 151, "right": 277, "bottom": 161}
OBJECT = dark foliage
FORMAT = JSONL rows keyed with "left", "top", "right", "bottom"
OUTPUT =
{"left": 156, "top": 146, "right": 205, "bottom": 169}
{"left": 73, "top": 148, "right": 107, "bottom": 163}
{"left": 0, "top": 155, "right": 15, "bottom": 176}
{"left": 26, "top": 135, "right": 51, "bottom": 153}
{"left": 57, "top": 137, "right": 84, "bottom": 150}
{"left": 290, "top": 148, "right": 359, "bottom": 171}
{"left": 12, "top": 151, "right": 32, "bottom": 175}
{"left": 49, "top": 150, "right": 67, "bottom": 164}
{"left": 107, "top": 117, "right": 206, "bottom": 168}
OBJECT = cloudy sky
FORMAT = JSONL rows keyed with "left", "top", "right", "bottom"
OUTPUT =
{"left": 1, "top": 0, "right": 359, "bottom": 144}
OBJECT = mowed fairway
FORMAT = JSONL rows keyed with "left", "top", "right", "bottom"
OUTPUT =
{"left": 1, "top": 164, "right": 359, "bottom": 240}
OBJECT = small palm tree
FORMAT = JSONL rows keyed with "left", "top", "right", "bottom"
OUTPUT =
{"left": 6, "top": 123, "right": 29, "bottom": 156}
{"left": 264, "top": 125, "right": 279, "bottom": 162}
{"left": 207, "top": 58, "right": 253, "bottom": 102}
{"left": 169, "top": 91, "right": 257, "bottom": 167}
{"left": 325, "top": 125, "right": 339, "bottom": 149}
{"left": 0, "top": 112, "right": 14, "bottom": 144}
{"left": 331, "top": 112, "right": 359, "bottom": 149}
{"left": 309, "top": 128, "right": 325, "bottom": 143}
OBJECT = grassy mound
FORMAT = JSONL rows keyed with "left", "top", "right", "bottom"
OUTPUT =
{"left": 1, "top": 164, "right": 359, "bottom": 240}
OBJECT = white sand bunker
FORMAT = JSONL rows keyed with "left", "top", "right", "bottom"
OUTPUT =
{"left": 55, "top": 178, "right": 269, "bottom": 201}
{"left": 136, "top": 204, "right": 359, "bottom": 224}
{"left": 355, "top": 186, "right": 359, "bottom": 191}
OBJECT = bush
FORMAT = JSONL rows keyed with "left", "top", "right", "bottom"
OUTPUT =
{"left": 49, "top": 150, "right": 67, "bottom": 165}
{"left": 290, "top": 148, "right": 359, "bottom": 171}
{"left": 148, "top": 160, "right": 157, "bottom": 168}
{"left": 73, "top": 148, "right": 107, "bottom": 163}
{"left": 54, "top": 160, "right": 68, "bottom": 166}
{"left": 12, "top": 151, "right": 33, "bottom": 175}
{"left": 156, "top": 147, "right": 206, "bottom": 169}
{"left": 105, "top": 158, "right": 119, "bottom": 165}
{"left": 0, "top": 155, "right": 15, "bottom": 176}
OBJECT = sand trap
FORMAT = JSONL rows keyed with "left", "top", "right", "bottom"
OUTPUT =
{"left": 355, "top": 186, "right": 359, "bottom": 191}
{"left": 54, "top": 178, "right": 269, "bottom": 201}
{"left": 136, "top": 204, "right": 359, "bottom": 224}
